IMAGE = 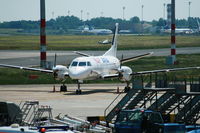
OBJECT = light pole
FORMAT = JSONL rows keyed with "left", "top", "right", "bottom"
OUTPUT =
{"left": 188, "top": 1, "right": 191, "bottom": 18}
{"left": 123, "top": 6, "right": 125, "bottom": 20}
{"left": 68, "top": 10, "right": 70, "bottom": 16}
{"left": 80, "top": 10, "right": 83, "bottom": 21}
{"left": 52, "top": 12, "right": 54, "bottom": 19}
{"left": 141, "top": 5, "right": 144, "bottom": 22}
{"left": 100, "top": 12, "right": 104, "bottom": 17}
{"left": 87, "top": 12, "right": 90, "bottom": 21}
{"left": 163, "top": 3, "right": 166, "bottom": 19}
{"left": 141, "top": 5, "right": 144, "bottom": 34}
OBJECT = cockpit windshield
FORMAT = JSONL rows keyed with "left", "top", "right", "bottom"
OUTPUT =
{"left": 79, "top": 62, "right": 86, "bottom": 66}
{"left": 71, "top": 61, "right": 92, "bottom": 67}
{"left": 71, "top": 61, "right": 78, "bottom": 66}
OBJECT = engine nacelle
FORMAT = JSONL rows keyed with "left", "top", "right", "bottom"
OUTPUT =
{"left": 56, "top": 73, "right": 66, "bottom": 80}
{"left": 53, "top": 65, "right": 68, "bottom": 80}
{"left": 118, "top": 66, "right": 132, "bottom": 82}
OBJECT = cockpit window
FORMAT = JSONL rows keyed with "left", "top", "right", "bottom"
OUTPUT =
{"left": 71, "top": 61, "right": 78, "bottom": 66}
{"left": 71, "top": 61, "right": 91, "bottom": 67}
{"left": 78, "top": 62, "right": 86, "bottom": 66}
{"left": 87, "top": 62, "right": 92, "bottom": 66}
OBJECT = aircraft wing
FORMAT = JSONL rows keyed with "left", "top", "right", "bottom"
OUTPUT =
{"left": 133, "top": 66, "right": 200, "bottom": 75}
{"left": 102, "top": 66, "right": 200, "bottom": 79}
{"left": 0, "top": 64, "right": 53, "bottom": 73}
{"left": 121, "top": 52, "right": 153, "bottom": 63}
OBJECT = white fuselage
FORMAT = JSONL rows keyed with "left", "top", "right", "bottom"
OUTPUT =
{"left": 68, "top": 56, "right": 120, "bottom": 80}
{"left": 161, "top": 28, "right": 194, "bottom": 34}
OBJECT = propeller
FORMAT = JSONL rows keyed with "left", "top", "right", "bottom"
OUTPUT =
{"left": 53, "top": 53, "right": 58, "bottom": 79}
{"left": 118, "top": 54, "right": 124, "bottom": 79}
{"left": 53, "top": 69, "right": 58, "bottom": 79}
{"left": 54, "top": 53, "right": 57, "bottom": 67}
{"left": 120, "top": 54, "right": 123, "bottom": 69}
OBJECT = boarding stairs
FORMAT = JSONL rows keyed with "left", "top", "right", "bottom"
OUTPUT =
{"left": 175, "top": 96, "right": 200, "bottom": 123}
{"left": 30, "top": 105, "right": 53, "bottom": 126}
{"left": 153, "top": 80, "right": 188, "bottom": 114}
{"left": 104, "top": 87, "right": 143, "bottom": 122}
{"left": 148, "top": 92, "right": 173, "bottom": 111}
{"left": 104, "top": 77, "right": 173, "bottom": 122}
{"left": 161, "top": 95, "right": 189, "bottom": 115}
{"left": 181, "top": 96, "right": 200, "bottom": 124}
{"left": 125, "top": 90, "right": 156, "bottom": 109}
{"left": 105, "top": 81, "right": 158, "bottom": 122}
{"left": 104, "top": 74, "right": 200, "bottom": 123}
{"left": 186, "top": 103, "right": 200, "bottom": 124}
{"left": 19, "top": 100, "right": 39, "bottom": 125}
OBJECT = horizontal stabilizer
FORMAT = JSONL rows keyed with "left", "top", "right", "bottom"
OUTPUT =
{"left": 74, "top": 51, "right": 91, "bottom": 57}
{"left": 121, "top": 52, "right": 153, "bottom": 63}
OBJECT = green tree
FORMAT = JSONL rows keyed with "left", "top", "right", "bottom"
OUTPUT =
{"left": 130, "top": 16, "right": 140, "bottom": 23}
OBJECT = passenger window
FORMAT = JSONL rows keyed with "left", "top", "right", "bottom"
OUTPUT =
{"left": 71, "top": 61, "right": 78, "bottom": 66}
{"left": 79, "top": 62, "right": 86, "bottom": 66}
{"left": 87, "top": 62, "right": 92, "bottom": 66}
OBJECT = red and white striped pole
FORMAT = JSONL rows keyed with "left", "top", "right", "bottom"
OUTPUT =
{"left": 40, "top": 0, "right": 47, "bottom": 68}
{"left": 171, "top": 0, "right": 176, "bottom": 64}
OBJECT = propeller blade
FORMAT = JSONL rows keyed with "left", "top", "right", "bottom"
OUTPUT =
{"left": 54, "top": 53, "right": 57, "bottom": 67}
{"left": 120, "top": 54, "right": 123, "bottom": 69}
{"left": 53, "top": 69, "right": 58, "bottom": 79}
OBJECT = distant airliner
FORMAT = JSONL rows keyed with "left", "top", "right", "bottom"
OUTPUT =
{"left": 161, "top": 28, "right": 194, "bottom": 34}
{"left": 161, "top": 19, "right": 200, "bottom": 34}
{"left": 82, "top": 26, "right": 112, "bottom": 35}
{"left": 0, "top": 23, "right": 199, "bottom": 94}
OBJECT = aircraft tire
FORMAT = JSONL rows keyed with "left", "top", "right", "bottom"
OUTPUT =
{"left": 124, "top": 86, "right": 130, "bottom": 93}
{"left": 76, "top": 90, "right": 82, "bottom": 94}
{"left": 60, "top": 85, "right": 67, "bottom": 92}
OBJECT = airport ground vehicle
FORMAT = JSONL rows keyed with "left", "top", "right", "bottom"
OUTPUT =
{"left": 0, "top": 125, "right": 74, "bottom": 133}
{"left": 114, "top": 109, "right": 185, "bottom": 133}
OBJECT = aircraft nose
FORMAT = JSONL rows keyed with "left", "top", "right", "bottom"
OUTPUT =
{"left": 69, "top": 67, "right": 89, "bottom": 79}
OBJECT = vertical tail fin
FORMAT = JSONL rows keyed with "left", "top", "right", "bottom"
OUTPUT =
{"left": 103, "top": 23, "right": 119, "bottom": 57}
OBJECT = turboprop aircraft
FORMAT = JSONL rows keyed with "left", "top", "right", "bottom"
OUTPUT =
{"left": 0, "top": 23, "right": 200, "bottom": 94}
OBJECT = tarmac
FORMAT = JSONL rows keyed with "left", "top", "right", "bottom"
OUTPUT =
{"left": 1, "top": 47, "right": 200, "bottom": 66}
{"left": 0, "top": 84, "right": 126, "bottom": 120}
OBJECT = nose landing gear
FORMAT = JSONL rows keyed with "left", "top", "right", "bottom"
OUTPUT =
{"left": 76, "top": 81, "right": 82, "bottom": 94}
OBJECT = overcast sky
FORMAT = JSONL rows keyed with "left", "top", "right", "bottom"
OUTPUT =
{"left": 0, "top": 0, "right": 200, "bottom": 22}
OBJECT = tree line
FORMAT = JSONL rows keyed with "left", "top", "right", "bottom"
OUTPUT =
{"left": 0, "top": 16, "right": 199, "bottom": 34}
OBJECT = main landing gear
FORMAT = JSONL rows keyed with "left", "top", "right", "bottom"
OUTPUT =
{"left": 60, "top": 84, "right": 67, "bottom": 92}
{"left": 76, "top": 81, "right": 82, "bottom": 94}
{"left": 124, "top": 82, "right": 131, "bottom": 93}
{"left": 59, "top": 81, "right": 82, "bottom": 94}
